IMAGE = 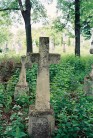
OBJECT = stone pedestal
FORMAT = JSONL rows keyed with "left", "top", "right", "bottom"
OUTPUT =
{"left": 14, "top": 84, "right": 29, "bottom": 99}
{"left": 28, "top": 105, "right": 55, "bottom": 138}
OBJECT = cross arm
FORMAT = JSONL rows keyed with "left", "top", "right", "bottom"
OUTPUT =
{"left": 49, "top": 54, "right": 60, "bottom": 64}
{"left": 27, "top": 53, "right": 40, "bottom": 64}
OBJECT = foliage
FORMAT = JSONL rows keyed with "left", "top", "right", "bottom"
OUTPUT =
{"left": 1, "top": 55, "right": 93, "bottom": 137}
{"left": 0, "top": 0, "right": 47, "bottom": 47}
{"left": 0, "top": 0, "right": 47, "bottom": 24}
{"left": 52, "top": 90, "right": 93, "bottom": 138}
{"left": 51, "top": 55, "right": 93, "bottom": 93}
{"left": 0, "top": 12, "right": 12, "bottom": 45}
{"left": 56, "top": 0, "right": 93, "bottom": 39}
{"left": 0, "top": 83, "right": 29, "bottom": 137}
{"left": 80, "top": 0, "right": 93, "bottom": 39}
{"left": 50, "top": 55, "right": 93, "bottom": 137}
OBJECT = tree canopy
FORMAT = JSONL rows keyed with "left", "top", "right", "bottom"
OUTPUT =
{"left": 0, "top": 0, "right": 47, "bottom": 52}
{"left": 0, "top": 0, "right": 46, "bottom": 24}
{"left": 55, "top": 0, "right": 93, "bottom": 39}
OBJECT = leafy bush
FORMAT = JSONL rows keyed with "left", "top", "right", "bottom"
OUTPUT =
{"left": 26, "top": 64, "right": 38, "bottom": 103}
{"left": 52, "top": 90, "right": 93, "bottom": 138}
{"left": 0, "top": 83, "right": 29, "bottom": 138}
{"left": 50, "top": 55, "right": 93, "bottom": 138}
{"left": 4, "top": 112, "right": 28, "bottom": 138}
{"left": 51, "top": 63, "right": 79, "bottom": 92}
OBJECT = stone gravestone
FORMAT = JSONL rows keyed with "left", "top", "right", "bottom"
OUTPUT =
{"left": 28, "top": 37, "right": 60, "bottom": 138}
{"left": 14, "top": 56, "right": 29, "bottom": 99}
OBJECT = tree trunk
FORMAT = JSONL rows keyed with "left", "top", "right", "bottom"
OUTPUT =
{"left": 22, "top": 10, "right": 32, "bottom": 53}
{"left": 24, "top": 17, "right": 32, "bottom": 53}
{"left": 75, "top": 0, "right": 80, "bottom": 56}
{"left": 18, "top": 0, "right": 32, "bottom": 53}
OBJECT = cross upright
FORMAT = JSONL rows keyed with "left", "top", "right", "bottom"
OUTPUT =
{"left": 16, "top": 56, "right": 27, "bottom": 86}
{"left": 14, "top": 56, "right": 29, "bottom": 99}
{"left": 27, "top": 37, "right": 60, "bottom": 111}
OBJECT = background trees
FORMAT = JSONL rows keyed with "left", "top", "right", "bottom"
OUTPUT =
{"left": 75, "top": 0, "right": 80, "bottom": 56}
{"left": 0, "top": 0, "right": 46, "bottom": 53}
{"left": 0, "top": 0, "right": 93, "bottom": 55}
{"left": 0, "top": 12, "right": 12, "bottom": 45}
{"left": 54, "top": 0, "right": 93, "bottom": 56}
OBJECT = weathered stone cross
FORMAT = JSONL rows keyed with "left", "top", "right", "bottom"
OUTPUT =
{"left": 17, "top": 56, "right": 27, "bottom": 86}
{"left": 14, "top": 56, "right": 29, "bottom": 99}
{"left": 27, "top": 37, "right": 60, "bottom": 111}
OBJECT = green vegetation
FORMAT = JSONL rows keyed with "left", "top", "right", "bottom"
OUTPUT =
{"left": 1, "top": 55, "right": 93, "bottom": 137}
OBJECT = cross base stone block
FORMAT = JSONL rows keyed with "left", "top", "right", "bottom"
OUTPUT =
{"left": 28, "top": 105, "right": 55, "bottom": 138}
{"left": 14, "top": 84, "right": 29, "bottom": 99}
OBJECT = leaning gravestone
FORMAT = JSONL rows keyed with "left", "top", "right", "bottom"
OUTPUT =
{"left": 14, "top": 56, "right": 29, "bottom": 99}
{"left": 28, "top": 37, "right": 60, "bottom": 138}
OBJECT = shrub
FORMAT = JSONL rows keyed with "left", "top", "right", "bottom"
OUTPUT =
{"left": 52, "top": 91, "right": 93, "bottom": 138}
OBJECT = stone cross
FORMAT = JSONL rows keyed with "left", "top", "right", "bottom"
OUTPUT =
{"left": 27, "top": 37, "right": 60, "bottom": 111}
{"left": 17, "top": 56, "right": 27, "bottom": 86}
{"left": 14, "top": 56, "right": 29, "bottom": 99}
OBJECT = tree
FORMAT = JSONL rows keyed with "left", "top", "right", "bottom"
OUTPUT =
{"left": 75, "top": 0, "right": 80, "bottom": 56}
{"left": 0, "top": 0, "right": 46, "bottom": 53}
{"left": 80, "top": 0, "right": 93, "bottom": 39}
{"left": 18, "top": 0, "right": 32, "bottom": 53}
{"left": 0, "top": 12, "right": 12, "bottom": 45}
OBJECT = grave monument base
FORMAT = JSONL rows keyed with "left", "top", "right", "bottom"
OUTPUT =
{"left": 28, "top": 105, "right": 55, "bottom": 138}
{"left": 14, "top": 84, "right": 29, "bottom": 99}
